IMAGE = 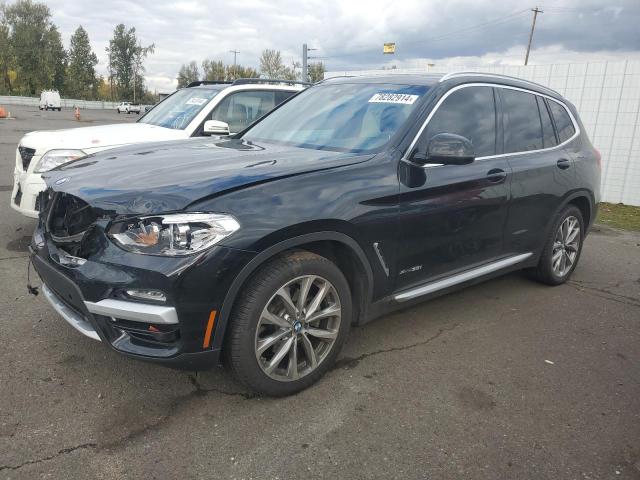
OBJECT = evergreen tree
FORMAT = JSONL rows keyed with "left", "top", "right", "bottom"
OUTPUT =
{"left": 67, "top": 26, "right": 98, "bottom": 99}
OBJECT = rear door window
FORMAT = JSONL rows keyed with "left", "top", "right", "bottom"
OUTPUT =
{"left": 501, "top": 89, "right": 544, "bottom": 153}
{"left": 420, "top": 86, "right": 497, "bottom": 157}
{"left": 537, "top": 96, "right": 558, "bottom": 148}
{"left": 211, "top": 90, "right": 277, "bottom": 132}
{"left": 548, "top": 100, "right": 576, "bottom": 143}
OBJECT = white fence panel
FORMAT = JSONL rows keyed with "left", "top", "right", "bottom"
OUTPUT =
{"left": 0, "top": 95, "right": 120, "bottom": 110}
{"left": 326, "top": 60, "right": 640, "bottom": 206}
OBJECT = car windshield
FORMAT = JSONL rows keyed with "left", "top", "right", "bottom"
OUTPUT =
{"left": 139, "top": 87, "right": 222, "bottom": 130}
{"left": 242, "top": 83, "right": 429, "bottom": 152}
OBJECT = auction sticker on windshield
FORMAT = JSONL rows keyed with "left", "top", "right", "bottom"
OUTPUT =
{"left": 368, "top": 93, "right": 419, "bottom": 104}
{"left": 186, "top": 97, "right": 208, "bottom": 106}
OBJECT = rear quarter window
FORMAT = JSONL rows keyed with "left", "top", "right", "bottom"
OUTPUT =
{"left": 548, "top": 100, "right": 576, "bottom": 143}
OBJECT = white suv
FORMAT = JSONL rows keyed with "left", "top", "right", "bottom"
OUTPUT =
{"left": 11, "top": 79, "right": 305, "bottom": 218}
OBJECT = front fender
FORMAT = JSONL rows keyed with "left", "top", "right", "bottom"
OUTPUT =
{"left": 210, "top": 231, "right": 374, "bottom": 355}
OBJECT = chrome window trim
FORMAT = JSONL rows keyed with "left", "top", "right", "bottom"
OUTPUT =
{"left": 403, "top": 82, "right": 580, "bottom": 167}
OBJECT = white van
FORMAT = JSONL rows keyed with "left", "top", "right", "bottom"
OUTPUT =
{"left": 39, "top": 90, "right": 61, "bottom": 111}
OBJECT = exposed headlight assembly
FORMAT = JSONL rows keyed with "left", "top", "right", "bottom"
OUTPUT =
{"left": 108, "top": 213, "right": 240, "bottom": 256}
{"left": 34, "top": 149, "right": 86, "bottom": 172}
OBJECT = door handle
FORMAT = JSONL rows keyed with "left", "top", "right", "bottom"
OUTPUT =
{"left": 486, "top": 168, "right": 507, "bottom": 183}
{"left": 557, "top": 158, "right": 571, "bottom": 170}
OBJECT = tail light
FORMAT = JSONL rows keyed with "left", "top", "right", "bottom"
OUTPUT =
{"left": 594, "top": 149, "right": 601, "bottom": 169}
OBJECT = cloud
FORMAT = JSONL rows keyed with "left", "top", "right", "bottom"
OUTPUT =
{"left": 39, "top": 0, "right": 640, "bottom": 91}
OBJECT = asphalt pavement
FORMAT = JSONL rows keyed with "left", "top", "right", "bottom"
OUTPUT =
{"left": 0, "top": 105, "right": 638, "bottom": 479}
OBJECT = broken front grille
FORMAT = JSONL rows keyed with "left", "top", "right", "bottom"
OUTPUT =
{"left": 18, "top": 146, "right": 36, "bottom": 171}
{"left": 49, "top": 193, "right": 96, "bottom": 239}
{"left": 47, "top": 193, "right": 99, "bottom": 259}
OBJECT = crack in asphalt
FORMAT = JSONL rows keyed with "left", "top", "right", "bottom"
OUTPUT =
{"left": 0, "top": 442, "right": 97, "bottom": 471}
{"left": 0, "top": 254, "right": 29, "bottom": 262}
{"left": 0, "top": 325, "right": 459, "bottom": 470}
{"left": 568, "top": 280, "right": 640, "bottom": 308}
{"left": 186, "top": 374, "right": 259, "bottom": 399}
{"left": 333, "top": 323, "right": 460, "bottom": 370}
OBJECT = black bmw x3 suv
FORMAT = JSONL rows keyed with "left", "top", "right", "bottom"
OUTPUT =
{"left": 31, "top": 72, "right": 600, "bottom": 396}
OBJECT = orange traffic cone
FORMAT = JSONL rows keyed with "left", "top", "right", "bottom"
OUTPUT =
{"left": 0, "top": 106, "right": 6, "bottom": 118}
{"left": 74, "top": 106, "right": 80, "bottom": 121}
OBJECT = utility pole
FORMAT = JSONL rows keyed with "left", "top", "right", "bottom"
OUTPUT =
{"left": 525, "top": 7, "right": 543, "bottom": 66}
{"left": 302, "top": 44, "right": 308, "bottom": 82}
{"left": 229, "top": 50, "right": 240, "bottom": 79}
{"left": 302, "top": 44, "right": 318, "bottom": 82}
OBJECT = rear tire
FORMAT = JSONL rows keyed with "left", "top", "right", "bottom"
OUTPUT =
{"left": 528, "top": 205, "right": 584, "bottom": 285}
{"left": 227, "top": 250, "right": 352, "bottom": 396}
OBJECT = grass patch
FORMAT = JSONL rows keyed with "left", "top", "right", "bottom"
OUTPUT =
{"left": 596, "top": 202, "right": 640, "bottom": 231}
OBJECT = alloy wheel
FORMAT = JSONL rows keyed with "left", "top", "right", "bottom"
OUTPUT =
{"left": 254, "top": 275, "right": 342, "bottom": 382}
{"left": 551, "top": 215, "right": 581, "bottom": 277}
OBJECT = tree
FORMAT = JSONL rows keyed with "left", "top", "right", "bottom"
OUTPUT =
{"left": 259, "top": 49, "right": 286, "bottom": 79}
{"left": 231, "top": 64, "right": 258, "bottom": 80}
{"left": 177, "top": 60, "right": 199, "bottom": 87}
{"left": 307, "top": 62, "right": 325, "bottom": 83}
{"left": 201, "top": 59, "right": 226, "bottom": 81}
{"left": 43, "top": 24, "right": 66, "bottom": 92}
{"left": 106, "top": 24, "right": 154, "bottom": 101}
{"left": 67, "top": 26, "right": 98, "bottom": 99}
{"left": 4, "top": 0, "right": 66, "bottom": 94}
{"left": 200, "top": 59, "right": 258, "bottom": 82}
{"left": 0, "top": 3, "right": 13, "bottom": 93}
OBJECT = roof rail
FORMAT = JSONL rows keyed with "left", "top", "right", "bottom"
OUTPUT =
{"left": 439, "top": 71, "right": 560, "bottom": 96}
{"left": 231, "top": 78, "right": 311, "bottom": 87}
{"left": 186, "top": 80, "right": 233, "bottom": 88}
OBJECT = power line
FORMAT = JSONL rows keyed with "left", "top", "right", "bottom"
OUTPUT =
{"left": 316, "top": 8, "right": 531, "bottom": 60}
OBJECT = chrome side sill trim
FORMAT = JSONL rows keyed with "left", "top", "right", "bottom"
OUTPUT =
{"left": 394, "top": 253, "right": 533, "bottom": 302}
{"left": 84, "top": 298, "right": 179, "bottom": 325}
{"left": 42, "top": 284, "right": 101, "bottom": 341}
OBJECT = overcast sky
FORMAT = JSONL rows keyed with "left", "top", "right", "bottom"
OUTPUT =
{"left": 41, "top": 0, "right": 640, "bottom": 92}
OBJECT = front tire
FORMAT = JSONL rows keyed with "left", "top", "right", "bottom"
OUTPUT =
{"left": 227, "top": 251, "right": 352, "bottom": 396}
{"left": 529, "top": 205, "right": 584, "bottom": 285}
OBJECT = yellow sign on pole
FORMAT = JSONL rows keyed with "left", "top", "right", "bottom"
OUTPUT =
{"left": 383, "top": 43, "right": 396, "bottom": 54}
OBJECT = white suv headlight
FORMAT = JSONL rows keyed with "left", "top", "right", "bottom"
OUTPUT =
{"left": 34, "top": 149, "right": 86, "bottom": 173}
{"left": 108, "top": 213, "right": 240, "bottom": 256}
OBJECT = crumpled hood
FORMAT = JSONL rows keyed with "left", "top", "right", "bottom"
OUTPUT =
{"left": 21, "top": 122, "right": 186, "bottom": 154}
{"left": 43, "top": 138, "right": 373, "bottom": 215}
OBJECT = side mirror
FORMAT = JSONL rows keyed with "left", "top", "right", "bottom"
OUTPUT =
{"left": 203, "top": 120, "right": 230, "bottom": 136}
{"left": 411, "top": 133, "right": 475, "bottom": 166}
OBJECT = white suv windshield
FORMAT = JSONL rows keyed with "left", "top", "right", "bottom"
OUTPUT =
{"left": 139, "top": 87, "right": 223, "bottom": 130}
{"left": 242, "top": 83, "right": 429, "bottom": 153}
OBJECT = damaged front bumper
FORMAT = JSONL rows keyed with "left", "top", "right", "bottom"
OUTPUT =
{"left": 30, "top": 217, "right": 255, "bottom": 370}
